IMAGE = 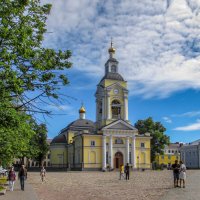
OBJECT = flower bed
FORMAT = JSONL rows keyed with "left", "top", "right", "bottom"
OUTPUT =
{"left": 0, "top": 177, "right": 7, "bottom": 195}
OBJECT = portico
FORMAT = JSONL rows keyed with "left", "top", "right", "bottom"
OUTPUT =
{"left": 101, "top": 120, "right": 137, "bottom": 170}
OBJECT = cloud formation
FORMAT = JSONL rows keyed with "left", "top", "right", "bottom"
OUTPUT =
{"left": 173, "top": 119, "right": 200, "bottom": 131}
{"left": 42, "top": 0, "right": 200, "bottom": 98}
{"left": 162, "top": 116, "right": 172, "bottom": 123}
{"left": 172, "top": 110, "right": 200, "bottom": 117}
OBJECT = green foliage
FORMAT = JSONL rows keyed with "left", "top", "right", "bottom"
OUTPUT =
{"left": 135, "top": 117, "right": 170, "bottom": 162}
{"left": 0, "top": 0, "right": 72, "bottom": 113}
{"left": 28, "top": 123, "right": 49, "bottom": 166}
{"left": 0, "top": 101, "right": 35, "bottom": 164}
{"left": 0, "top": 0, "right": 72, "bottom": 166}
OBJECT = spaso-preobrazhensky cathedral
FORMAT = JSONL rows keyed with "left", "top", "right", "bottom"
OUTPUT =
{"left": 50, "top": 42, "right": 151, "bottom": 170}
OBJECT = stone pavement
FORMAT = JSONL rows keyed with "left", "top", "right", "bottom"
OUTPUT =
{"left": 0, "top": 178, "right": 38, "bottom": 200}
{"left": 161, "top": 170, "right": 200, "bottom": 200}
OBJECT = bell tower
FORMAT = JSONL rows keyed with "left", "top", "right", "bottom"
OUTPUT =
{"left": 95, "top": 41, "right": 129, "bottom": 130}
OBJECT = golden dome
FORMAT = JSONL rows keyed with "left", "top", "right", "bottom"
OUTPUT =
{"left": 108, "top": 46, "right": 116, "bottom": 53}
{"left": 79, "top": 105, "right": 86, "bottom": 113}
{"left": 108, "top": 39, "right": 115, "bottom": 54}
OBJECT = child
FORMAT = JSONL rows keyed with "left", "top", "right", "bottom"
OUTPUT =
{"left": 119, "top": 164, "right": 125, "bottom": 180}
{"left": 40, "top": 166, "right": 46, "bottom": 182}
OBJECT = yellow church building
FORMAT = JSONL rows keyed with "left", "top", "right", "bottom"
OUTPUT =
{"left": 50, "top": 42, "right": 152, "bottom": 171}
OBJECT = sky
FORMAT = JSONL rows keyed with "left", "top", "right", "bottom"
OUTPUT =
{"left": 40, "top": 0, "right": 200, "bottom": 143}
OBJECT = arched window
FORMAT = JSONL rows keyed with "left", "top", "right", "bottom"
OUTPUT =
{"left": 111, "top": 65, "right": 116, "bottom": 73}
{"left": 111, "top": 100, "right": 121, "bottom": 119}
{"left": 115, "top": 138, "right": 123, "bottom": 144}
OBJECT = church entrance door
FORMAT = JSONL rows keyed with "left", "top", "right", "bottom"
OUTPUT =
{"left": 114, "top": 152, "right": 123, "bottom": 169}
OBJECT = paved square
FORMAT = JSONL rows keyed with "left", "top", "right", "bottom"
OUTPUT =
{"left": 28, "top": 170, "right": 175, "bottom": 200}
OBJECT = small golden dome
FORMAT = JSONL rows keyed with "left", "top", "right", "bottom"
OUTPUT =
{"left": 108, "top": 38, "right": 115, "bottom": 54}
{"left": 108, "top": 47, "right": 116, "bottom": 53}
{"left": 79, "top": 106, "right": 86, "bottom": 113}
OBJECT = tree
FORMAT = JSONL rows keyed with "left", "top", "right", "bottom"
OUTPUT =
{"left": 28, "top": 123, "right": 49, "bottom": 167}
{"left": 0, "top": 0, "right": 72, "bottom": 114}
{"left": 0, "top": 101, "right": 35, "bottom": 165}
{"left": 135, "top": 117, "right": 170, "bottom": 162}
{"left": 0, "top": 0, "right": 72, "bottom": 166}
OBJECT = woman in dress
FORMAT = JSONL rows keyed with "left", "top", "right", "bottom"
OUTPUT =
{"left": 8, "top": 166, "right": 16, "bottom": 191}
{"left": 179, "top": 160, "right": 186, "bottom": 188}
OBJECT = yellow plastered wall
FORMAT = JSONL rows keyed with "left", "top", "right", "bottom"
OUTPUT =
{"left": 50, "top": 145, "right": 68, "bottom": 166}
{"left": 155, "top": 154, "right": 180, "bottom": 165}
{"left": 83, "top": 135, "right": 102, "bottom": 169}
{"left": 67, "top": 131, "right": 75, "bottom": 144}
{"left": 135, "top": 137, "right": 151, "bottom": 169}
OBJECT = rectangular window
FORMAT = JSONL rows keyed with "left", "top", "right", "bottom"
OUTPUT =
{"left": 168, "top": 155, "right": 171, "bottom": 159}
{"left": 129, "top": 152, "right": 131, "bottom": 164}
{"left": 106, "top": 152, "right": 108, "bottom": 164}
{"left": 161, "top": 155, "right": 164, "bottom": 159}
{"left": 141, "top": 143, "right": 145, "bottom": 148}
{"left": 91, "top": 141, "right": 95, "bottom": 146}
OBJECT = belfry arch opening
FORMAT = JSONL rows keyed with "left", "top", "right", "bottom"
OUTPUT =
{"left": 111, "top": 100, "right": 121, "bottom": 119}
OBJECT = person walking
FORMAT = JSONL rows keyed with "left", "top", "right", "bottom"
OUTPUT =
{"left": 8, "top": 166, "right": 16, "bottom": 191}
{"left": 40, "top": 166, "right": 46, "bottom": 182}
{"left": 125, "top": 163, "right": 130, "bottom": 180}
{"left": 179, "top": 160, "right": 186, "bottom": 188}
{"left": 171, "top": 160, "right": 180, "bottom": 188}
{"left": 18, "top": 165, "right": 27, "bottom": 191}
{"left": 119, "top": 164, "right": 125, "bottom": 180}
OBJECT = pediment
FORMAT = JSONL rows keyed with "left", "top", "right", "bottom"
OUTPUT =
{"left": 106, "top": 82, "right": 127, "bottom": 91}
{"left": 102, "top": 120, "right": 137, "bottom": 131}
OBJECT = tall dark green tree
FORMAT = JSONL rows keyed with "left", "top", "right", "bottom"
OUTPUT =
{"left": 29, "top": 123, "right": 49, "bottom": 167}
{"left": 135, "top": 117, "right": 170, "bottom": 162}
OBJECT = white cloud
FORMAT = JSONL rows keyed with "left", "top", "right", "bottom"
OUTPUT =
{"left": 47, "top": 104, "right": 73, "bottom": 111}
{"left": 163, "top": 116, "right": 172, "bottom": 123}
{"left": 42, "top": 0, "right": 200, "bottom": 98}
{"left": 173, "top": 119, "right": 200, "bottom": 131}
{"left": 172, "top": 110, "right": 200, "bottom": 117}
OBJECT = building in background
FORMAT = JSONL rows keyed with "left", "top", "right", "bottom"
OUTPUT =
{"left": 50, "top": 42, "right": 152, "bottom": 171}
{"left": 180, "top": 139, "right": 200, "bottom": 169}
{"left": 155, "top": 143, "right": 180, "bottom": 167}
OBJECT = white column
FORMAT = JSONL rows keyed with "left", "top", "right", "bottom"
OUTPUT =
{"left": 102, "top": 97, "right": 105, "bottom": 120}
{"left": 126, "top": 137, "right": 130, "bottom": 164}
{"left": 132, "top": 135, "right": 136, "bottom": 168}
{"left": 102, "top": 135, "right": 107, "bottom": 170}
{"left": 124, "top": 95, "right": 128, "bottom": 121}
{"left": 96, "top": 100, "right": 98, "bottom": 121}
{"left": 109, "top": 135, "right": 113, "bottom": 169}
{"left": 107, "top": 95, "right": 111, "bottom": 119}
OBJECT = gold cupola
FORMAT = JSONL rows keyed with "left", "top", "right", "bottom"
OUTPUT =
{"left": 79, "top": 105, "right": 86, "bottom": 113}
{"left": 79, "top": 104, "right": 86, "bottom": 119}
{"left": 108, "top": 38, "right": 115, "bottom": 58}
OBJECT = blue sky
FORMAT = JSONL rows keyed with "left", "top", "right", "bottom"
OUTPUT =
{"left": 40, "top": 0, "right": 200, "bottom": 143}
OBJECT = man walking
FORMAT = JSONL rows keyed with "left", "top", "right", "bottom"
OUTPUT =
{"left": 125, "top": 163, "right": 130, "bottom": 180}
{"left": 18, "top": 165, "right": 27, "bottom": 191}
{"left": 171, "top": 160, "right": 180, "bottom": 188}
